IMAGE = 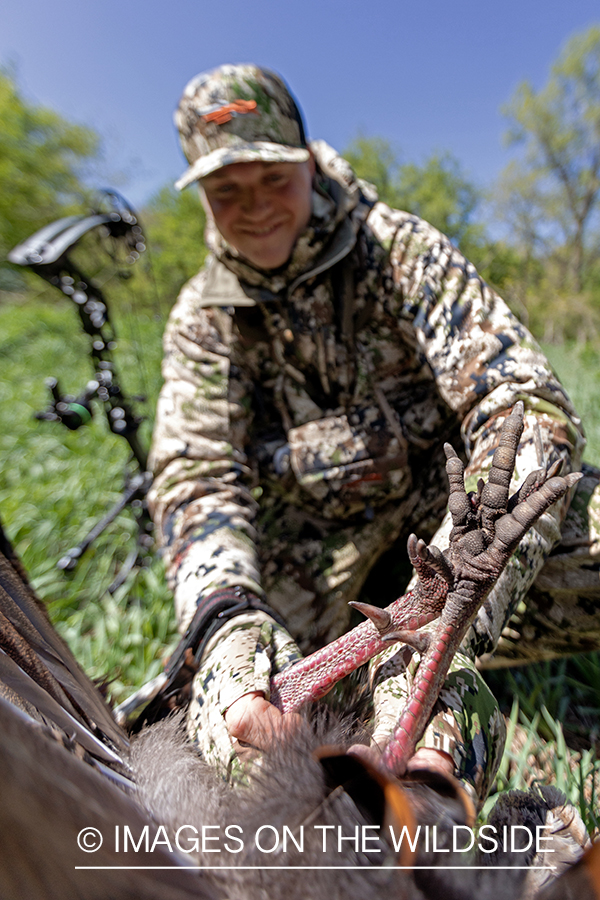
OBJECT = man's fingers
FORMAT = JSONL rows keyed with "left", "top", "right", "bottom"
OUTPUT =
{"left": 225, "top": 692, "right": 280, "bottom": 747}
{"left": 225, "top": 691, "right": 305, "bottom": 751}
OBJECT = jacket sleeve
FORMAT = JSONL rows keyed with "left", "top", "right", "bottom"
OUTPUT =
{"left": 147, "top": 270, "right": 264, "bottom": 634}
{"left": 382, "top": 209, "right": 586, "bottom": 658}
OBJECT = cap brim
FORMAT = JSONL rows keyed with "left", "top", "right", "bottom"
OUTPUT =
{"left": 175, "top": 142, "right": 310, "bottom": 190}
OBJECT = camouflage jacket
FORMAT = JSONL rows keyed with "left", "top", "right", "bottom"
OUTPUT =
{"left": 148, "top": 141, "right": 584, "bottom": 650}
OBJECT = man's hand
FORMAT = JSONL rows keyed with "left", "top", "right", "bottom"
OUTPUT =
{"left": 224, "top": 691, "right": 306, "bottom": 751}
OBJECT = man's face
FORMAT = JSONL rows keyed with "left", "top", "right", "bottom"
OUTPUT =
{"left": 200, "top": 156, "right": 315, "bottom": 270}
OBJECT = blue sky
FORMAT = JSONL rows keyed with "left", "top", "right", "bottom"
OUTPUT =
{"left": 2, "top": 0, "right": 599, "bottom": 208}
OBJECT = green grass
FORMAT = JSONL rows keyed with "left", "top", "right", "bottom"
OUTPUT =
{"left": 481, "top": 700, "right": 600, "bottom": 836}
{"left": 542, "top": 341, "right": 600, "bottom": 466}
{"left": 0, "top": 290, "right": 178, "bottom": 701}
{"left": 1, "top": 292, "right": 600, "bottom": 829}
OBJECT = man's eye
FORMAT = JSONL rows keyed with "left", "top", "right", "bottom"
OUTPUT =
{"left": 265, "top": 172, "right": 286, "bottom": 185}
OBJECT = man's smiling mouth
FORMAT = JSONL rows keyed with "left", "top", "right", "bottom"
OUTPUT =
{"left": 240, "top": 222, "right": 286, "bottom": 237}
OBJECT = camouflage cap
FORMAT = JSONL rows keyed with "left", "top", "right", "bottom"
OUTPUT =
{"left": 174, "top": 64, "right": 310, "bottom": 190}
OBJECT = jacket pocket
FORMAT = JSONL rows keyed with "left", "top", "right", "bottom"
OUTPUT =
{"left": 288, "top": 414, "right": 408, "bottom": 508}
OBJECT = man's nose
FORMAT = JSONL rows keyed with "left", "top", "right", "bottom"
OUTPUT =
{"left": 241, "top": 188, "right": 271, "bottom": 218}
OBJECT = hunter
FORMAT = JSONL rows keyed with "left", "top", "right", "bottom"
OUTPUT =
{"left": 148, "top": 63, "right": 600, "bottom": 808}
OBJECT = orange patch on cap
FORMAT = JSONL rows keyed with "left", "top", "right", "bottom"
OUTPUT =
{"left": 202, "top": 99, "right": 258, "bottom": 125}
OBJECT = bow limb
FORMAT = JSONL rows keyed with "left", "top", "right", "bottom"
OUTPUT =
{"left": 8, "top": 190, "right": 148, "bottom": 470}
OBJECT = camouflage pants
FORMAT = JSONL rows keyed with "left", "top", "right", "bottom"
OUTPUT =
{"left": 186, "top": 462, "right": 600, "bottom": 806}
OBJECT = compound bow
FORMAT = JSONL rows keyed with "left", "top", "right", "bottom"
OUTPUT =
{"left": 9, "top": 190, "right": 154, "bottom": 590}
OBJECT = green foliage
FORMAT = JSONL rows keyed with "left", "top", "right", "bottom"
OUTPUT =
{"left": 501, "top": 276, "right": 600, "bottom": 345}
{"left": 343, "top": 134, "right": 401, "bottom": 204}
{"left": 499, "top": 25, "right": 600, "bottom": 293}
{"left": 467, "top": 240, "right": 529, "bottom": 295}
{"left": 0, "top": 69, "right": 100, "bottom": 290}
{"left": 136, "top": 184, "right": 207, "bottom": 311}
{"left": 541, "top": 341, "right": 600, "bottom": 463}
{"left": 394, "top": 152, "right": 482, "bottom": 250}
{"left": 486, "top": 654, "right": 600, "bottom": 745}
{"left": 482, "top": 701, "right": 600, "bottom": 835}
{"left": 343, "top": 134, "right": 484, "bottom": 255}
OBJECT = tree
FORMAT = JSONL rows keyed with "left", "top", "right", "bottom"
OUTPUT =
{"left": 500, "top": 26, "right": 600, "bottom": 292}
{"left": 393, "top": 152, "right": 481, "bottom": 249}
{"left": 343, "top": 134, "right": 401, "bottom": 206}
{"left": 344, "top": 134, "right": 483, "bottom": 254}
{"left": 0, "top": 69, "right": 100, "bottom": 290}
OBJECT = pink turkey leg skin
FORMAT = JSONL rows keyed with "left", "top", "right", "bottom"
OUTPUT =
{"left": 270, "top": 586, "right": 445, "bottom": 712}
{"left": 380, "top": 587, "right": 476, "bottom": 775}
